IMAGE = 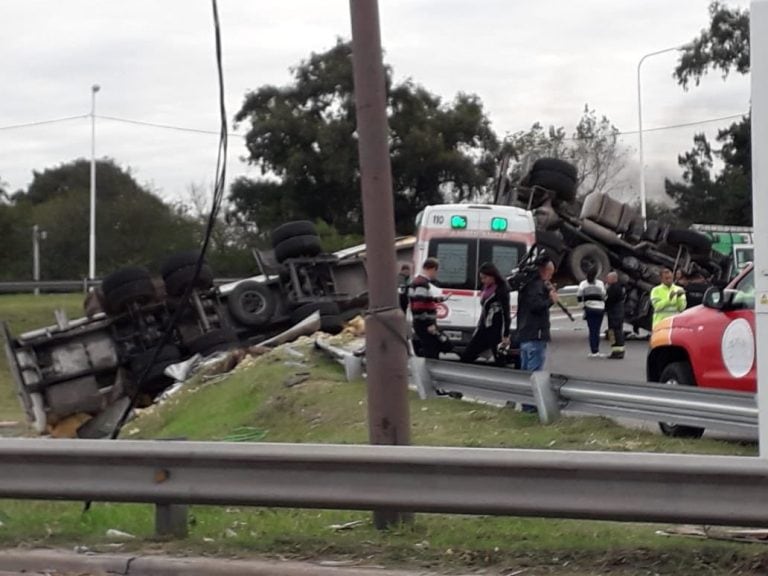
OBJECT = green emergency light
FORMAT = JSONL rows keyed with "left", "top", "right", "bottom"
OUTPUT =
{"left": 490, "top": 217, "right": 508, "bottom": 232}
{"left": 450, "top": 215, "right": 468, "bottom": 229}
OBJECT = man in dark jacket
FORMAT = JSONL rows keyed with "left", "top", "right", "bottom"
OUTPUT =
{"left": 604, "top": 271, "right": 625, "bottom": 359}
{"left": 408, "top": 258, "right": 446, "bottom": 359}
{"left": 517, "top": 256, "right": 558, "bottom": 372}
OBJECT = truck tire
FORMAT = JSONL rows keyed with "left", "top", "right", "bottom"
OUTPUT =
{"left": 271, "top": 221, "right": 317, "bottom": 248}
{"left": 664, "top": 228, "right": 712, "bottom": 254}
{"left": 227, "top": 281, "right": 276, "bottom": 327}
{"left": 290, "top": 302, "right": 340, "bottom": 325}
{"left": 566, "top": 243, "right": 610, "bottom": 282}
{"left": 102, "top": 267, "right": 156, "bottom": 314}
{"left": 161, "top": 251, "right": 214, "bottom": 297}
{"left": 535, "top": 230, "right": 566, "bottom": 268}
{"left": 531, "top": 158, "right": 578, "bottom": 181}
{"left": 528, "top": 169, "right": 577, "bottom": 202}
{"left": 657, "top": 362, "right": 705, "bottom": 438}
{"left": 186, "top": 328, "right": 239, "bottom": 355}
{"left": 274, "top": 234, "right": 323, "bottom": 263}
{"left": 641, "top": 219, "right": 661, "bottom": 242}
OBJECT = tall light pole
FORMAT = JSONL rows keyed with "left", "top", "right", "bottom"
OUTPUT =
{"left": 637, "top": 45, "right": 685, "bottom": 222}
{"left": 89, "top": 84, "right": 100, "bottom": 281}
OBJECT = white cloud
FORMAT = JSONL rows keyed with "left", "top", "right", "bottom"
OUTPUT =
{"left": 0, "top": 0, "right": 751, "bottom": 200}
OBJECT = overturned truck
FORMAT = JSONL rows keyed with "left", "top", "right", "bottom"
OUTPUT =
{"left": 495, "top": 157, "right": 732, "bottom": 331}
{"left": 2, "top": 220, "right": 380, "bottom": 438}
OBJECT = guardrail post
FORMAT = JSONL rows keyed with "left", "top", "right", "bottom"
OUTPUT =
{"left": 530, "top": 371, "right": 560, "bottom": 424}
{"left": 155, "top": 503, "right": 189, "bottom": 539}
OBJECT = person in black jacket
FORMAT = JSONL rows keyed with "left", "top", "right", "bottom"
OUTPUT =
{"left": 461, "top": 262, "right": 511, "bottom": 364}
{"left": 604, "top": 271, "right": 626, "bottom": 359}
{"left": 517, "top": 255, "right": 558, "bottom": 372}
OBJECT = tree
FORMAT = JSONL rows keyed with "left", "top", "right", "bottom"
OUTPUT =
{"left": 499, "top": 105, "right": 629, "bottom": 198}
{"left": 231, "top": 39, "right": 499, "bottom": 236}
{"left": 7, "top": 159, "right": 201, "bottom": 279}
{"left": 665, "top": 1, "right": 751, "bottom": 225}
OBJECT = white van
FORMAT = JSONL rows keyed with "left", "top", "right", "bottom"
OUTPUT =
{"left": 412, "top": 204, "right": 536, "bottom": 349}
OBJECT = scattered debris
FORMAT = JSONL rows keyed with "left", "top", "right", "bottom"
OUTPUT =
{"left": 105, "top": 528, "right": 135, "bottom": 540}
{"left": 221, "top": 426, "right": 267, "bottom": 442}
{"left": 203, "top": 537, "right": 216, "bottom": 543}
{"left": 284, "top": 372, "right": 311, "bottom": 388}
{"left": 328, "top": 520, "right": 367, "bottom": 531}
{"left": 283, "top": 346, "right": 306, "bottom": 359}
{"left": 656, "top": 525, "right": 768, "bottom": 543}
{"left": 224, "top": 528, "right": 238, "bottom": 539}
{"left": 0, "top": 421, "right": 19, "bottom": 428}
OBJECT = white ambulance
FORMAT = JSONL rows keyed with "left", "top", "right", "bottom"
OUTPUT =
{"left": 411, "top": 204, "right": 537, "bottom": 350}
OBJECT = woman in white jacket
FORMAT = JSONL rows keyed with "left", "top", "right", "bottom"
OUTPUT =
{"left": 577, "top": 267, "right": 606, "bottom": 357}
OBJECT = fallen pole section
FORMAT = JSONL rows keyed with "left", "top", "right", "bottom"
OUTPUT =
{"left": 0, "top": 439, "right": 767, "bottom": 527}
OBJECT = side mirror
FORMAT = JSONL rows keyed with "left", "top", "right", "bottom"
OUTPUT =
{"left": 703, "top": 286, "right": 724, "bottom": 310}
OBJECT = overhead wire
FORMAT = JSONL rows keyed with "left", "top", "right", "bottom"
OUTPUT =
{"left": 104, "top": 0, "right": 229, "bottom": 444}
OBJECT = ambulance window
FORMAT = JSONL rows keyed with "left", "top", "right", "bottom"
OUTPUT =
{"left": 479, "top": 240, "right": 524, "bottom": 277}
{"left": 428, "top": 239, "right": 475, "bottom": 290}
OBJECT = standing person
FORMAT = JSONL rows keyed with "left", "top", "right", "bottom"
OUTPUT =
{"left": 650, "top": 267, "right": 687, "bottom": 329}
{"left": 604, "top": 271, "right": 626, "bottom": 359}
{"left": 576, "top": 267, "right": 606, "bottom": 358}
{"left": 517, "top": 255, "right": 558, "bottom": 373}
{"left": 683, "top": 271, "right": 709, "bottom": 309}
{"left": 396, "top": 263, "right": 411, "bottom": 313}
{"left": 408, "top": 257, "right": 445, "bottom": 359}
{"left": 461, "top": 262, "right": 511, "bottom": 364}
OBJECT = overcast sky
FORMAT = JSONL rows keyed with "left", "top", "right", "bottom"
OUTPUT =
{"left": 0, "top": 0, "right": 751, "bottom": 207}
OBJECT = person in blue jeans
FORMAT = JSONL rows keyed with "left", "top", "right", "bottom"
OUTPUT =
{"left": 577, "top": 267, "right": 607, "bottom": 357}
{"left": 517, "top": 256, "right": 558, "bottom": 411}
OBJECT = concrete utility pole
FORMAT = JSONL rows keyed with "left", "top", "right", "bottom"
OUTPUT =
{"left": 32, "top": 225, "right": 41, "bottom": 296}
{"left": 751, "top": 0, "right": 768, "bottom": 455}
{"left": 348, "top": 0, "right": 412, "bottom": 529}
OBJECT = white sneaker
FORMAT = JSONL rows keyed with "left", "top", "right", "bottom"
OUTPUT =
{"left": 588, "top": 352, "right": 602, "bottom": 358}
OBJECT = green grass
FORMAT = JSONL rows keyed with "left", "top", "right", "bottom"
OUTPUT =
{"left": 0, "top": 293, "right": 84, "bottom": 424}
{"left": 0, "top": 296, "right": 765, "bottom": 573}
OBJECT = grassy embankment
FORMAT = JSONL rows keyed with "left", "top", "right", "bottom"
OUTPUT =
{"left": 0, "top": 294, "right": 765, "bottom": 574}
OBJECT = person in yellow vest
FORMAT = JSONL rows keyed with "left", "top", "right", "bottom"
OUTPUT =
{"left": 650, "top": 267, "right": 686, "bottom": 329}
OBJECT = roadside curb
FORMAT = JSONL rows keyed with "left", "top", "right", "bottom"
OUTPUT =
{"left": 0, "top": 549, "right": 445, "bottom": 576}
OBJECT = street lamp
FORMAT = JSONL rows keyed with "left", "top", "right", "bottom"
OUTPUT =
{"left": 637, "top": 45, "right": 686, "bottom": 222}
{"left": 89, "top": 83, "right": 100, "bottom": 281}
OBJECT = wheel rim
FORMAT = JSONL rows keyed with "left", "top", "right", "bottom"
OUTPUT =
{"left": 241, "top": 291, "right": 266, "bottom": 315}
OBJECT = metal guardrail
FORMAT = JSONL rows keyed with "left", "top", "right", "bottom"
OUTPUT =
{"left": 0, "top": 278, "right": 243, "bottom": 294}
{"left": 422, "top": 359, "right": 757, "bottom": 435}
{"left": 0, "top": 438, "right": 767, "bottom": 527}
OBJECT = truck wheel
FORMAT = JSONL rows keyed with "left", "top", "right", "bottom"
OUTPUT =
{"left": 657, "top": 362, "right": 705, "bottom": 438}
{"left": 161, "top": 251, "right": 214, "bottom": 297}
{"left": 321, "top": 315, "right": 344, "bottom": 335}
{"left": 290, "top": 302, "right": 340, "bottom": 325}
{"left": 531, "top": 158, "right": 578, "bottom": 181}
{"left": 535, "top": 230, "right": 565, "bottom": 268}
{"left": 566, "top": 243, "right": 610, "bottom": 282}
{"left": 274, "top": 234, "right": 323, "bottom": 263}
{"left": 227, "top": 281, "right": 276, "bottom": 327}
{"left": 271, "top": 221, "right": 317, "bottom": 248}
{"left": 528, "top": 169, "right": 577, "bottom": 202}
{"left": 664, "top": 228, "right": 712, "bottom": 254}
{"left": 102, "top": 267, "right": 156, "bottom": 314}
{"left": 186, "top": 328, "right": 239, "bottom": 355}
{"left": 641, "top": 219, "right": 661, "bottom": 242}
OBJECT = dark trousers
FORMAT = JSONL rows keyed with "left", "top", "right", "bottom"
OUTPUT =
{"left": 461, "top": 329, "right": 500, "bottom": 364}
{"left": 584, "top": 308, "right": 604, "bottom": 354}
{"left": 413, "top": 320, "right": 441, "bottom": 359}
{"left": 607, "top": 313, "right": 625, "bottom": 357}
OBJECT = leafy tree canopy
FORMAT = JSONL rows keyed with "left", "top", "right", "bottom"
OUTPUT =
{"left": 230, "top": 39, "right": 499, "bottom": 236}
{"left": 666, "top": 1, "right": 751, "bottom": 226}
